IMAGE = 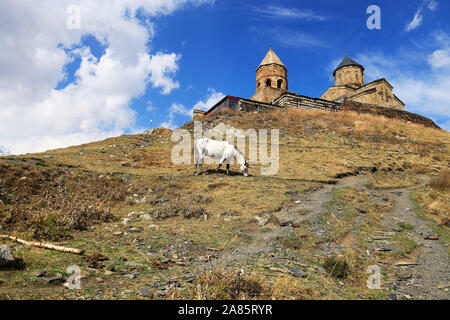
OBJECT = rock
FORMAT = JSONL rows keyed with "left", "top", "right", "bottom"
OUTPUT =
{"left": 124, "top": 273, "right": 138, "bottom": 279}
{"left": 113, "top": 232, "right": 123, "bottom": 236}
{"left": 279, "top": 220, "right": 293, "bottom": 227}
{"left": 285, "top": 265, "right": 307, "bottom": 278}
{"left": 148, "top": 224, "right": 158, "bottom": 230}
{"left": 396, "top": 271, "right": 412, "bottom": 281}
{"left": 104, "top": 270, "right": 114, "bottom": 276}
{"left": 315, "top": 266, "right": 327, "bottom": 275}
{"left": 372, "top": 236, "right": 390, "bottom": 240}
{"left": 140, "top": 214, "right": 152, "bottom": 221}
{"left": 438, "top": 282, "right": 450, "bottom": 290}
{"left": 128, "top": 227, "right": 143, "bottom": 233}
{"left": 139, "top": 288, "right": 153, "bottom": 298}
{"left": 125, "top": 261, "right": 144, "bottom": 267}
{"left": 32, "top": 271, "right": 47, "bottom": 277}
{"left": 290, "top": 221, "right": 302, "bottom": 228}
{"left": 370, "top": 245, "right": 399, "bottom": 252}
{"left": 394, "top": 261, "right": 418, "bottom": 266}
{"left": 184, "top": 276, "right": 195, "bottom": 283}
{"left": 46, "top": 273, "right": 64, "bottom": 284}
{"left": 254, "top": 216, "right": 268, "bottom": 226}
{"left": 424, "top": 234, "right": 439, "bottom": 240}
{"left": 0, "top": 245, "right": 15, "bottom": 267}
{"left": 157, "top": 291, "right": 166, "bottom": 297}
{"left": 95, "top": 277, "right": 104, "bottom": 283}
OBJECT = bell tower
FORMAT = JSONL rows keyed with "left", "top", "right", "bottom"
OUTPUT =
{"left": 250, "top": 47, "right": 288, "bottom": 103}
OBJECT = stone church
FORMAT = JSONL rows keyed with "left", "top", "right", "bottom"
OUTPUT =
{"left": 194, "top": 47, "right": 405, "bottom": 119}
{"left": 320, "top": 54, "right": 404, "bottom": 109}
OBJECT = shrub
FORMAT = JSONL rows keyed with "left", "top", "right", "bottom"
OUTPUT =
{"left": 323, "top": 255, "right": 350, "bottom": 278}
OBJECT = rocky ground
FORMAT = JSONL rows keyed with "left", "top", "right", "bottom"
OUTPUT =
{"left": 0, "top": 108, "right": 448, "bottom": 300}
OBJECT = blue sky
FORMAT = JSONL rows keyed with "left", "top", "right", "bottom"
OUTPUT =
{"left": 124, "top": 0, "right": 450, "bottom": 130}
{"left": 0, "top": 0, "right": 449, "bottom": 154}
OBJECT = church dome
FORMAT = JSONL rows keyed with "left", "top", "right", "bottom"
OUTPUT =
{"left": 333, "top": 54, "right": 364, "bottom": 76}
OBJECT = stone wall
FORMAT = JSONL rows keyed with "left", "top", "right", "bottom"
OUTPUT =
{"left": 203, "top": 94, "right": 439, "bottom": 130}
{"left": 238, "top": 98, "right": 282, "bottom": 112}
{"left": 193, "top": 109, "right": 206, "bottom": 122}
{"left": 341, "top": 100, "right": 440, "bottom": 129}
{"left": 273, "top": 92, "right": 341, "bottom": 112}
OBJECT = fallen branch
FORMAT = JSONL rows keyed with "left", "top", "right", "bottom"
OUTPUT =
{"left": 0, "top": 235, "right": 84, "bottom": 255}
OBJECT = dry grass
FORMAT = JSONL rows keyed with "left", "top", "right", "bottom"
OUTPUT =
{"left": 0, "top": 162, "right": 127, "bottom": 240}
{"left": 0, "top": 106, "right": 449, "bottom": 300}
{"left": 195, "top": 270, "right": 267, "bottom": 300}
{"left": 412, "top": 170, "right": 450, "bottom": 227}
{"left": 430, "top": 169, "right": 450, "bottom": 192}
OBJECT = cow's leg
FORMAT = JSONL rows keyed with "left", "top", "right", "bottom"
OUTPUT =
{"left": 199, "top": 163, "right": 203, "bottom": 175}
{"left": 194, "top": 164, "right": 198, "bottom": 176}
{"left": 226, "top": 163, "right": 230, "bottom": 176}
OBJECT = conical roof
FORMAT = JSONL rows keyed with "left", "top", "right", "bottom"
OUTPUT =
{"left": 257, "top": 48, "right": 285, "bottom": 69}
{"left": 333, "top": 54, "right": 364, "bottom": 76}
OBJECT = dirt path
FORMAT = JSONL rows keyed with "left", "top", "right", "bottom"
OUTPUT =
{"left": 215, "top": 174, "right": 449, "bottom": 300}
{"left": 276, "top": 175, "right": 368, "bottom": 226}
{"left": 383, "top": 185, "right": 450, "bottom": 300}
{"left": 215, "top": 175, "right": 367, "bottom": 267}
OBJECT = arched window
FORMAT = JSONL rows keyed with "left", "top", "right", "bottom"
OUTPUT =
{"left": 256, "top": 81, "right": 260, "bottom": 88}
{"left": 277, "top": 79, "right": 283, "bottom": 89}
{"left": 265, "top": 78, "right": 271, "bottom": 87}
{"left": 355, "top": 72, "right": 359, "bottom": 81}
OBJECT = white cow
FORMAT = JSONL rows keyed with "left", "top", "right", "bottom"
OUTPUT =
{"left": 194, "top": 138, "right": 249, "bottom": 176}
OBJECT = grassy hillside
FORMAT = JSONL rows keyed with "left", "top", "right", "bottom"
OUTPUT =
{"left": 0, "top": 108, "right": 448, "bottom": 300}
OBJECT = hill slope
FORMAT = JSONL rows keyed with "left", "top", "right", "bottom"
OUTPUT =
{"left": 0, "top": 108, "right": 448, "bottom": 300}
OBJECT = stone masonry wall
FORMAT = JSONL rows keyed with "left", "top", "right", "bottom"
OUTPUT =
{"left": 341, "top": 100, "right": 439, "bottom": 129}
{"left": 273, "top": 92, "right": 341, "bottom": 112}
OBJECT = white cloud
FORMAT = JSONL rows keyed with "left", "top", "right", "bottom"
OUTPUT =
{"left": 147, "top": 52, "right": 181, "bottom": 94}
{"left": 404, "top": 0, "right": 439, "bottom": 32}
{"left": 274, "top": 28, "right": 325, "bottom": 48}
{"left": 160, "top": 88, "right": 224, "bottom": 129}
{"left": 427, "top": 0, "right": 439, "bottom": 11}
{"left": 350, "top": 34, "right": 450, "bottom": 128}
{"left": 0, "top": 146, "right": 11, "bottom": 156}
{"left": 428, "top": 48, "right": 450, "bottom": 68}
{"left": 146, "top": 101, "right": 155, "bottom": 112}
{"left": 405, "top": 8, "right": 423, "bottom": 32}
{"left": 252, "top": 6, "right": 327, "bottom": 21}
{"left": 254, "top": 27, "right": 324, "bottom": 49}
{"left": 161, "top": 103, "right": 190, "bottom": 129}
{"left": 191, "top": 88, "right": 225, "bottom": 113}
{"left": 0, "top": 0, "right": 214, "bottom": 155}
